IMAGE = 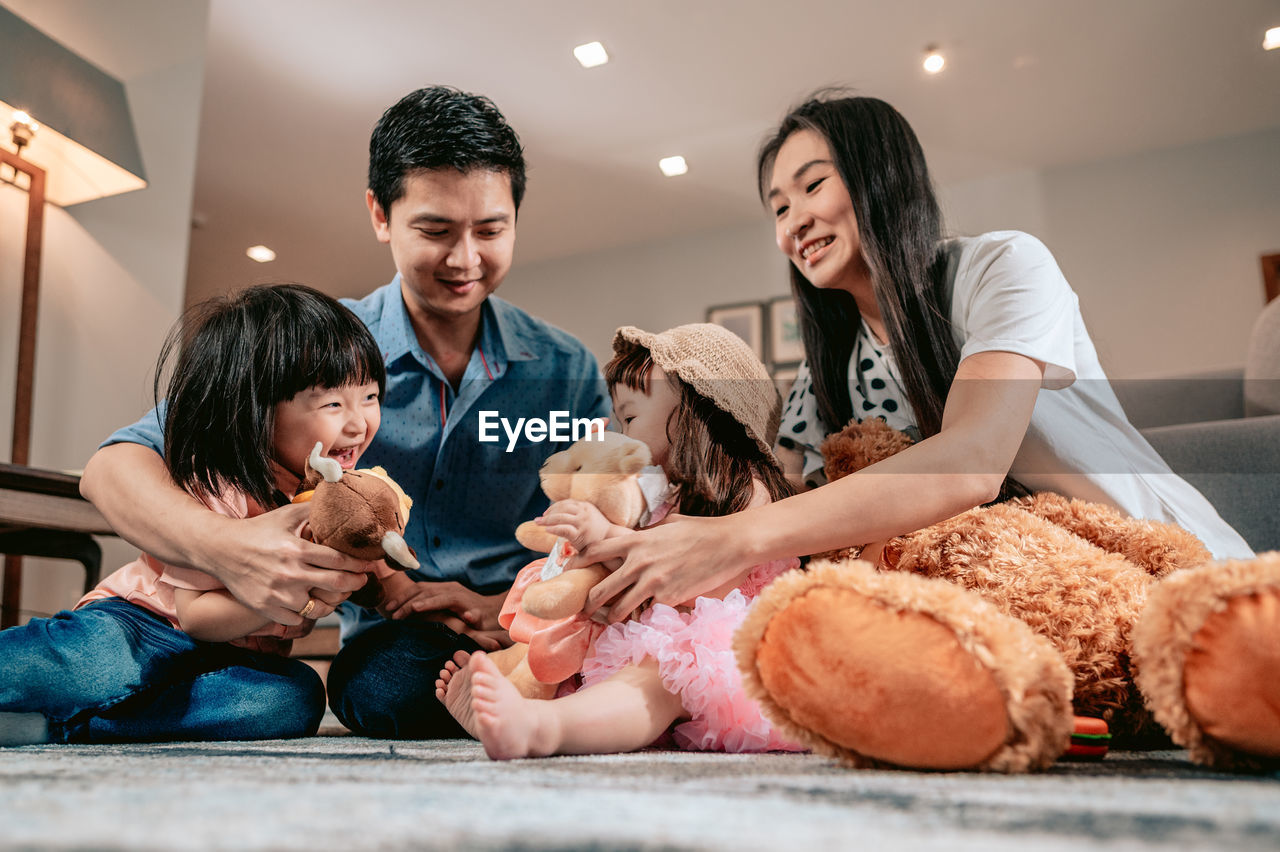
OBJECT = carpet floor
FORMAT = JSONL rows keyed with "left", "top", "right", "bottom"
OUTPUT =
{"left": 2, "top": 735, "right": 1278, "bottom": 851}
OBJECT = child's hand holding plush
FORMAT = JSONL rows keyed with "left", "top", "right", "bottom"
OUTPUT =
{"left": 537, "top": 500, "right": 618, "bottom": 554}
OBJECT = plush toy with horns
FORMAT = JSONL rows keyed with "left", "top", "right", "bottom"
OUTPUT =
{"left": 294, "top": 442, "right": 420, "bottom": 609}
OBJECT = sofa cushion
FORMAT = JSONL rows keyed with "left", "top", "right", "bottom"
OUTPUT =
{"left": 1142, "top": 415, "right": 1280, "bottom": 553}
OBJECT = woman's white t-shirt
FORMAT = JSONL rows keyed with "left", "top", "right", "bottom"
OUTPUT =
{"left": 777, "top": 230, "right": 1252, "bottom": 559}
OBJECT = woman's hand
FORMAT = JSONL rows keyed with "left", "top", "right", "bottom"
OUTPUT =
{"left": 535, "top": 499, "right": 613, "bottom": 551}
{"left": 575, "top": 513, "right": 753, "bottom": 623}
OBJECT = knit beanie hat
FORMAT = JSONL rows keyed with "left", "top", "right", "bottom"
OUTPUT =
{"left": 612, "top": 324, "right": 781, "bottom": 458}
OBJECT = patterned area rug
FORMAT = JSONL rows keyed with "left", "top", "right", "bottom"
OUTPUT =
{"left": 3, "top": 738, "right": 1279, "bottom": 850}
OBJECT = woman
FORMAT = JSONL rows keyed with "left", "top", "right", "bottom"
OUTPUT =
{"left": 576, "top": 92, "right": 1251, "bottom": 622}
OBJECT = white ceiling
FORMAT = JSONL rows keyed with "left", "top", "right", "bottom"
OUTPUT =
{"left": 80, "top": 1, "right": 1280, "bottom": 301}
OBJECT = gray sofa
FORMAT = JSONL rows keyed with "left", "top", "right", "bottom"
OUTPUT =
{"left": 1112, "top": 298, "right": 1280, "bottom": 553}
{"left": 1139, "top": 408, "right": 1280, "bottom": 553}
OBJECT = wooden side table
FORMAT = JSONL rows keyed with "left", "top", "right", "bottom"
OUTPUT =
{"left": 0, "top": 463, "right": 115, "bottom": 628}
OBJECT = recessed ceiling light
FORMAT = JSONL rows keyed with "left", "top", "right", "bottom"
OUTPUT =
{"left": 923, "top": 45, "right": 945, "bottom": 74}
{"left": 573, "top": 41, "right": 609, "bottom": 68}
{"left": 1264, "top": 27, "right": 1280, "bottom": 50}
{"left": 658, "top": 156, "right": 688, "bottom": 177}
{"left": 246, "top": 245, "right": 276, "bottom": 263}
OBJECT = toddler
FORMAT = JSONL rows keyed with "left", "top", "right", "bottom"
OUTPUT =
{"left": 438, "top": 324, "right": 805, "bottom": 759}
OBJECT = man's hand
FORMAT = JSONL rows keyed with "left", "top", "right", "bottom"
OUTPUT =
{"left": 81, "top": 443, "right": 372, "bottom": 627}
{"left": 195, "top": 502, "right": 374, "bottom": 626}
{"left": 380, "top": 579, "right": 511, "bottom": 650}
{"left": 534, "top": 499, "right": 614, "bottom": 551}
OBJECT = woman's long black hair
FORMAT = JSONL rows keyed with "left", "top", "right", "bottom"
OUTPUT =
{"left": 757, "top": 92, "right": 958, "bottom": 440}
{"left": 155, "top": 283, "right": 385, "bottom": 509}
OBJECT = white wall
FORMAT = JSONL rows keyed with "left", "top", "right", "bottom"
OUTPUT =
{"left": 515, "top": 125, "right": 1280, "bottom": 381}
{"left": 0, "top": 1, "right": 209, "bottom": 621}
{"left": 509, "top": 219, "right": 789, "bottom": 367}
{"left": 942, "top": 126, "right": 1280, "bottom": 378}
{"left": 1044, "top": 128, "right": 1279, "bottom": 378}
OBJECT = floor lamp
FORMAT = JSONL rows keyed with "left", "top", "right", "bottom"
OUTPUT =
{"left": 0, "top": 119, "right": 45, "bottom": 628}
{"left": 1, "top": 7, "right": 148, "bottom": 627}
{"left": 1, "top": 116, "right": 43, "bottom": 469}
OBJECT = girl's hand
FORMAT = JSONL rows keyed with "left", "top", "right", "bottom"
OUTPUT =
{"left": 574, "top": 513, "right": 754, "bottom": 623}
{"left": 80, "top": 443, "right": 374, "bottom": 627}
{"left": 535, "top": 500, "right": 612, "bottom": 551}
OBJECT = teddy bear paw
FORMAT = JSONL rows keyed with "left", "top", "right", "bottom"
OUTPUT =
{"left": 736, "top": 559, "right": 1074, "bottom": 772}
{"left": 1133, "top": 552, "right": 1280, "bottom": 770}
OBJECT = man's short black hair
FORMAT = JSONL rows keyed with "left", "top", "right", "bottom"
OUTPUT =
{"left": 368, "top": 86, "right": 527, "bottom": 217}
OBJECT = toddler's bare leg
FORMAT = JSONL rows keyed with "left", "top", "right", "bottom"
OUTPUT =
{"left": 469, "top": 653, "right": 685, "bottom": 760}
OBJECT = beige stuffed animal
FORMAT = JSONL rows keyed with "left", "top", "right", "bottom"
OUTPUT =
{"left": 491, "top": 432, "right": 668, "bottom": 698}
{"left": 512, "top": 431, "right": 657, "bottom": 618}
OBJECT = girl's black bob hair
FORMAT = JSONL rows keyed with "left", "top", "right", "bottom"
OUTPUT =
{"left": 155, "top": 283, "right": 385, "bottom": 509}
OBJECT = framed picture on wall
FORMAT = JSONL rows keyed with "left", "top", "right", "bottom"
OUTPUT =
{"left": 767, "top": 296, "right": 804, "bottom": 365}
{"left": 707, "top": 301, "right": 765, "bottom": 358}
{"left": 1263, "top": 253, "right": 1280, "bottom": 303}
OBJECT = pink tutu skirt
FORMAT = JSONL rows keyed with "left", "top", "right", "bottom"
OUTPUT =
{"left": 579, "top": 559, "right": 806, "bottom": 753}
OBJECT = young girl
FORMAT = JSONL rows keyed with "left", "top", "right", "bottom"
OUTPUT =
{"left": 436, "top": 323, "right": 805, "bottom": 759}
{"left": 0, "top": 284, "right": 384, "bottom": 745}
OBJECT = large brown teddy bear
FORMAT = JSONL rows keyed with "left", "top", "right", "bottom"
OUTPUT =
{"left": 736, "top": 419, "right": 1280, "bottom": 772}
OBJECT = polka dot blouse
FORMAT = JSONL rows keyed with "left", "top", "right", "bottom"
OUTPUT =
{"left": 777, "top": 320, "right": 915, "bottom": 488}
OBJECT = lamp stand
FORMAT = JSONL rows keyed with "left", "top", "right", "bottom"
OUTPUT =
{"left": 1, "top": 146, "right": 46, "bottom": 628}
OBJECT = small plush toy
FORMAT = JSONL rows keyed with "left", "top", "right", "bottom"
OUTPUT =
{"left": 489, "top": 432, "right": 670, "bottom": 698}
{"left": 293, "top": 442, "right": 420, "bottom": 609}
{"left": 736, "top": 418, "right": 1280, "bottom": 772}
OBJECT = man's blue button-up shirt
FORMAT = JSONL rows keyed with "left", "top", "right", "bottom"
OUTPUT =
{"left": 103, "top": 279, "right": 608, "bottom": 639}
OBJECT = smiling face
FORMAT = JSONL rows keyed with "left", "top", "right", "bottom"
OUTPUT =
{"left": 767, "top": 129, "right": 871, "bottom": 296}
{"left": 272, "top": 382, "right": 382, "bottom": 491}
{"left": 611, "top": 364, "right": 682, "bottom": 468}
{"left": 367, "top": 167, "right": 516, "bottom": 329}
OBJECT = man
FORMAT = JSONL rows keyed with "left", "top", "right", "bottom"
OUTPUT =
{"left": 81, "top": 87, "right": 608, "bottom": 738}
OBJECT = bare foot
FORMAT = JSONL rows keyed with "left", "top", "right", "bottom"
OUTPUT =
{"left": 435, "top": 650, "right": 479, "bottom": 739}
{"left": 470, "top": 651, "right": 553, "bottom": 760}
{"left": 434, "top": 649, "right": 471, "bottom": 696}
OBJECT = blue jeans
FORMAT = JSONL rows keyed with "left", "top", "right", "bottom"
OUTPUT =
{"left": 327, "top": 619, "right": 479, "bottom": 739}
{"left": 0, "top": 598, "right": 325, "bottom": 743}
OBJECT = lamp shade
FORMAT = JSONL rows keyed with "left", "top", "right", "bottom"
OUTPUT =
{"left": 0, "top": 5, "right": 146, "bottom": 206}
